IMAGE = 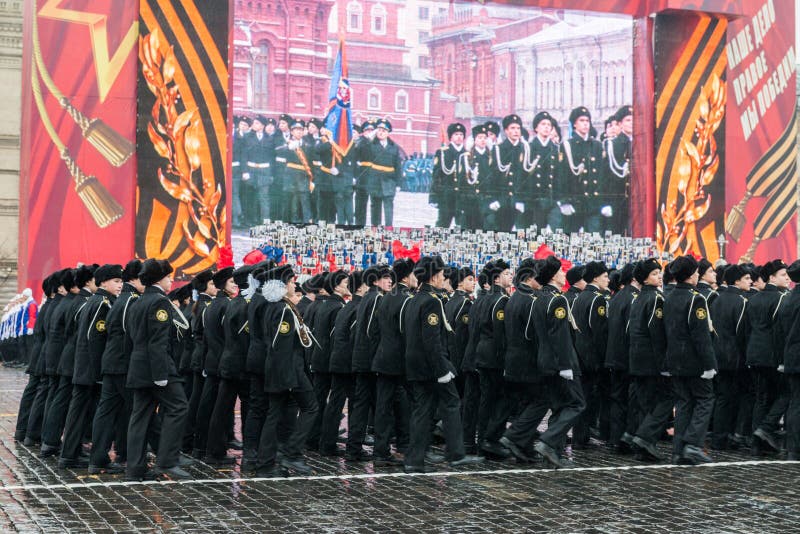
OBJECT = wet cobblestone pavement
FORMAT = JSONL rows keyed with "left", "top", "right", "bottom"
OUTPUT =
{"left": 2, "top": 367, "right": 800, "bottom": 532}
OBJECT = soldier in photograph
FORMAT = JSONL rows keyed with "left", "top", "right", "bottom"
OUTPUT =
{"left": 526, "top": 112, "right": 560, "bottom": 230}
{"left": 458, "top": 125, "right": 492, "bottom": 230}
{"left": 431, "top": 123, "right": 466, "bottom": 228}
{"left": 559, "top": 106, "right": 605, "bottom": 233}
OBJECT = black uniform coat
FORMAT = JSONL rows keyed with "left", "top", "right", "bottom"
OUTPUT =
{"left": 564, "top": 286, "right": 582, "bottom": 306}
{"left": 246, "top": 291, "right": 268, "bottom": 375}
{"left": 559, "top": 134, "right": 604, "bottom": 212}
{"left": 27, "top": 297, "right": 53, "bottom": 376}
{"left": 605, "top": 284, "right": 639, "bottom": 371}
{"left": 203, "top": 294, "right": 231, "bottom": 376}
{"left": 663, "top": 283, "right": 716, "bottom": 376}
{"left": 503, "top": 284, "right": 540, "bottom": 383}
{"left": 101, "top": 285, "right": 140, "bottom": 376}
{"left": 126, "top": 286, "right": 185, "bottom": 388}
{"left": 533, "top": 284, "right": 580, "bottom": 376}
{"left": 329, "top": 294, "right": 361, "bottom": 374}
{"left": 491, "top": 138, "right": 530, "bottom": 203}
{"left": 457, "top": 148, "right": 492, "bottom": 207}
{"left": 696, "top": 282, "right": 719, "bottom": 307}
{"left": 572, "top": 284, "right": 609, "bottom": 373}
{"left": 403, "top": 284, "right": 454, "bottom": 381}
{"left": 710, "top": 286, "right": 749, "bottom": 371}
{"left": 472, "top": 285, "right": 509, "bottom": 370}
{"left": 371, "top": 284, "right": 412, "bottom": 376}
{"left": 188, "top": 293, "right": 213, "bottom": 373}
{"left": 779, "top": 286, "right": 800, "bottom": 374}
{"left": 262, "top": 299, "right": 311, "bottom": 393}
{"left": 219, "top": 295, "right": 250, "bottom": 380}
{"left": 73, "top": 288, "right": 115, "bottom": 385}
{"left": 745, "top": 284, "right": 788, "bottom": 368}
{"left": 431, "top": 143, "right": 464, "bottom": 204}
{"left": 275, "top": 141, "right": 314, "bottom": 194}
{"left": 364, "top": 138, "right": 403, "bottom": 197}
{"left": 244, "top": 131, "right": 276, "bottom": 185}
{"left": 41, "top": 294, "right": 68, "bottom": 375}
{"left": 628, "top": 285, "right": 667, "bottom": 376}
{"left": 310, "top": 294, "right": 346, "bottom": 374}
{"left": 462, "top": 291, "right": 490, "bottom": 373}
{"left": 351, "top": 287, "right": 383, "bottom": 373}
{"left": 58, "top": 288, "right": 92, "bottom": 377}
{"left": 444, "top": 289, "right": 472, "bottom": 371}
{"left": 526, "top": 136, "right": 559, "bottom": 203}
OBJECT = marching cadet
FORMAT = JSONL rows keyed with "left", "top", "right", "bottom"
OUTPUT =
{"left": 193, "top": 267, "right": 237, "bottom": 461}
{"left": 457, "top": 125, "right": 492, "bottom": 230}
{"left": 444, "top": 266, "right": 475, "bottom": 398}
{"left": 347, "top": 264, "right": 392, "bottom": 461}
{"left": 746, "top": 259, "right": 790, "bottom": 455}
{"left": 663, "top": 256, "right": 716, "bottom": 465}
{"left": 126, "top": 259, "right": 192, "bottom": 481}
{"left": 319, "top": 271, "right": 366, "bottom": 456}
{"left": 532, "top": 255, "right": 585, "bottom": 468}
{"left": 364, "top": 119, "right": 403, "bottom": 227}
{"left": 207, "top": 265, "right": 254, "bottom": 465}
{"left": 484, "top": 121, "right": 500, "bottom": 148}
{"left": 501, "top": 258, "right": 550, "bottom": 462}
{"left": 526, "top": 112, "right": 560, "bottom": 230}
{"left": 402, "top": 255, "right": 485, "bottom": 473}
{"left": 779, "top": 261, "right": 800, "bottom": 460}
{"left": 276, "top": 118, "right": 315, "bottom": 224}
{"left": 490, "top": 115, "right": 530, "bottom": 232}
{"left": 605, "top": 263, "right": 640, "bottom": 454}
{"left": 371, "top": 259, "right": 415, "bottom": 465}
{"left": 627, "top": 258, "right": 669, "bottom": 461}
{"left": 59, "top": 264, "right": 123, "bottom": 469}
{"left": 564, "top": 266, "right": 586, "bottom": 306}
{"left": 256, "top": 265, "right": 318, "bottom": 477}
{"left": 558, "top": 106, "right": 605, "bottom": 233}
{"left": 243, "top": 115, "right": 276, "bottom": 225}
{"left": 431, "top": 123, "right": 466, "bottom": 228}
{"left": 709, "top": 264, "right": 751, "bottom": 450}
{"left": 41, "top": 264, "right": 97, "bottom": 458}
{"left": 571, "top": 261, "right": 610, "bottom": 449}
{"left": 696, "top": 259, "right": 719, "bottom": 305}
{"left": 354, "top": 120, "right": 376, "bottom": 226}
{"left": 232, "top": 116, "right": 251, "bottom": 227}
{"left": 309, "top": 270, "right": 350, "bottom": 452}
{"left": 184, "top": 269, "right": 216, "bottom": 452}
{"left": 89, "top": 260, "right": 142, "bottom": 475}
{"left": 606, "top": 106, "right": 632, "bottom": 231}
{"left": 469, "top": 259, "right": 512, "bottom": 458}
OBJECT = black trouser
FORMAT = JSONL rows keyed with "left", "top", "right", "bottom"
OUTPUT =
{"left": 192, "top": 374, "right": 220, "bottom": 453}
{"left": 503, "top": 382, "right": 549, "bottom": 447}
{"left": 461, "top": 371, "right": 481, "bottom": 448}
{"left": 207, "top": 377, "right": 250, "bottom": 458}
{"left": 335, "top": 190, "right": 354, "bottom": 225}
{"left": 308, "top": 371, "right": 332, "bottom": 450}
{"left": 15, "top": 373, "right": 40, "bottom": 440}
{"left": 91, "top": 374, "right": 132, "bottom": 466}
{"left": 42, "top": 374, "right": 73, "bottom": 448}
{"left": 346, "top": 372, "right": 376, "bottom": 455}
{"left": 244, "top": 375, "right": 267, "bottom": 460}
{"left": 608, "top": 369, "right": 632, "bottom": 446}
{"left": 317, "top": 191, "right": 336, "bottom": 223}
{"left": 633, "top": 375, "right": 673, "bottom": 445}
{"left": 256, "top": 388, "right": 318, "bottom": 468}
{"left": 573, "top": 370, "right": 599, "bottom": 446}
{"left": 60, "top": 384, "right": 96, "bottom": 460}
{"left": 672, "top": 376, "right": 714, "bottom": 455}
{"left": 736, "top": 369, "right": 755, "bottom": 437}
{"left": 786, "top": 375, "right": 800, "bottom": 455}
{"left": 539, "top": 375, "right": 586, "bottom": 451}
{"left": 457, "top": 197, "right": 483, "bottom": 231}
{"left": 436, "top": 195, "right": 457, "bottom": 228}
{"left": 711, "top": 370, "right": 739, "bottom": 448}
{"left": 320, "top": 373, "right": 353, "bottom": 453}
{"left": 240, "top": 178, "right": 260, "bottom": 226}
{"left": 25, "top": 375, "right": 50, "bottom": 442}
{"left": 184, "top": 372, "right": 204, "bottom": 449}
{"left": 370, "top": 195, "right": 394, "bottom": 227}
{"left": 289, "top": 190, "right": 312, "bottom": 224}
{"left": 752, "top": 366, "right": 788, "bottom": 434}
{"left": 373, "top": 373, "right": 410, "bottom": 458}
{"left": 478, "top": 367, "right": 509, "bottom": 444}
{"left": 405, "top": 380, "right": 465, "bottom": 468}
{"left": 232, "top": 177, "right": 243, "bottom": 226}
{"left": 355, "top": 189, "right": 369, "bottom": 226}
{"left": 126, "top": 382, "right": 188, "bottom": 478}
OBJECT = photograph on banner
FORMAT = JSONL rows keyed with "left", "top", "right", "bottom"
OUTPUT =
{"left": 230, "top": 1, "right": 634, "bottom": 235}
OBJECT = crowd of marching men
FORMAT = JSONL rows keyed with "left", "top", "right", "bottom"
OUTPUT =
{"left": 10, "top": 251, "right": 800, "bottom": 479}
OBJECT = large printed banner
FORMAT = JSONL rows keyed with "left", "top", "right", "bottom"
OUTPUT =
{"left": 136, "top": 0, "right": 230, "bottom": 278}
{"left": 19, "top": 0, "right": 139, "bottom": 296}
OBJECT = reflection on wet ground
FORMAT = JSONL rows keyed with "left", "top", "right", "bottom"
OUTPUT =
{"left": 1, "top": 367, "right": 798, "bottom": 532}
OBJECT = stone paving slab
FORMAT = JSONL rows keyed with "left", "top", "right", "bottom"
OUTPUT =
{"left": 1, "top": 367, "right": 799, "bottom": 532}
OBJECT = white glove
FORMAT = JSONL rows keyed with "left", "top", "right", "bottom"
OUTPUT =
{"left": 515, "top": 202, "right": 525, "bottom": 213}
{"left": 154, "top": 380, "right": 168, "bottom": 387}
{"left": 242, "top": 173, "right": 251, "bottom": 181}
{"left": 437, "top": 371, "right": 455, "bottom": 384}
{"left": 352, "top": 178, "right": 357, "bottom": 186}
{"left": 778, "top": 364, "right": 785, "bottom": 373}
{"left": 559, "top": 369, "right": 574, "bottom": 381}
{"left": 600, "top": 205, "right": 613, "bottom": 217}
{"left": 330, "top": 167, "right": 339, "bottom": 176}
{"left": 27, "top": 328, "right": 33, "bottom": 335}
{"left": 700, "top": 369, "right": 716, "bottom": 380}
{"left": 288, "top": 140, "right": 301, "bottom": 150}
{"left": 396, "top": 186, "right": 401, "bottom": 193}
{"left": 559, "top": 203, "right": 576, "bottom": 216}
{"left": 202, "top": 369, "right": 208, "bottom": 378}
{"left": 489, "top": 201, "right": 501, "bottom": 211}
{"left": 660, "top": 371, "right": 671, "bottom": 377}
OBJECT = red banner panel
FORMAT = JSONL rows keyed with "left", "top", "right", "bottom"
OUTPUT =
{"left": 136, "top": 0, "right": 230, "bottom": 278}
{"left": 19, "top": 0, "right": 139, "bottom": 297}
